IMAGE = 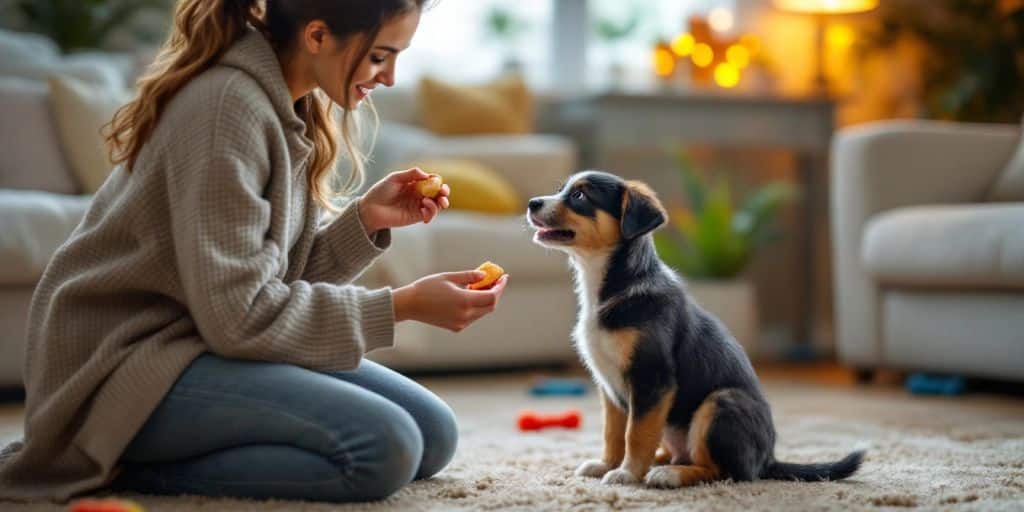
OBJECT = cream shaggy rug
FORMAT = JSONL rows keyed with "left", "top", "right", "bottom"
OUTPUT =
{"left": 2, "top": 371, "right": 1023, "bottom": 511}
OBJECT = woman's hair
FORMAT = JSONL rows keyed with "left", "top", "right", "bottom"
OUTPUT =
{"left": 104, "top": 0, "right": 428, "bottom": 210}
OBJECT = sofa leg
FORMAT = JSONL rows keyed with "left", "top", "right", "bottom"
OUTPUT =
{"left": 853, "top": 368, "right": 875, "bottom": 384}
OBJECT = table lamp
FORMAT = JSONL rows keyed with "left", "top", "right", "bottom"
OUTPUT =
{"left": 773, "top": 0, "right": 878, "bottom": 95}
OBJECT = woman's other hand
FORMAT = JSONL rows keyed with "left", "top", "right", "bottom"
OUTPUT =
{"left": 358, "top": 168, "right": 450, "bottom": 233}
{"left": 392, "top": 271, "right": 509, "bottom": 332}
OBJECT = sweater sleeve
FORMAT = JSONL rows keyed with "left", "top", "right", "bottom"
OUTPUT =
{"left": 301, "top": 199, "right": 391, "bottom": 284}
{"left": 166, "top": 90, "right": 394, "bottom": 371}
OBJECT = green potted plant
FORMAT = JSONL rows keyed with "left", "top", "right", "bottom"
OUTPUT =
{"left": 653, "top": 151, "right": 797, "bottom": 357}
{"left": 13, "top": 0, "right": 169, "bottom": 53}
{"left": 485, "top": 6, "right": 530, "bottom": 74}
{"left": 592, "top": 8, "right": 641, "bottom": 87}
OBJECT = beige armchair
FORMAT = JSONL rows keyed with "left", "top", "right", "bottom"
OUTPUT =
{"left": 831, "top": 120, "right": 1024, "bottom": 381}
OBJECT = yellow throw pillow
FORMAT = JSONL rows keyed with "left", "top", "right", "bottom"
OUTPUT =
{"left": 404, "top": 159, "right": 523, "bottom": 215}
{"left": 418, "top": 75, "right": 533, "bottom": 136}
{"left": 47, "top": 74, "right": 130, "bottom": 193}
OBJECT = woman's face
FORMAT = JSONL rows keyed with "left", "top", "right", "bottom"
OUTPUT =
{"left": 308, "top": 10, "right": 421, "bottom": 110}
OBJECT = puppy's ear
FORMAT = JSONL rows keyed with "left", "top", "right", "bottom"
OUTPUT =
{"left": 620, "top": 181, "right": 667, "bottom": 240}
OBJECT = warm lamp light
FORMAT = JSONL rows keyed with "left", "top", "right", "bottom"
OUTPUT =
{"left": 773, "top": 0, "right": 877, "bottom": 14}
{"left": 653, "top": 46, "right": 676, "bottom": 78}
{"left": 714, "top": 62, "right": 740, "bottom": 88}
{"left": 708, "top": 7, "right": 735, "bottom": 33}
{"left": 671, "top": 33, "right": 696, "bottom": 57}
{"left": 726, "top": 44, "right": 750, "bottom": 68}
{"left": 773, "top": 0, "right": 877, "bottom": 95}
{"left": 692, "top": 43, "right": 714, "bottom": 68}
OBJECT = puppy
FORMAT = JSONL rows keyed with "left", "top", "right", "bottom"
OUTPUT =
{"left": 527, "top": 171, "right": 864, "bottom": 488}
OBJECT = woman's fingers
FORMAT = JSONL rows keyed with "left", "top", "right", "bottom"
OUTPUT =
{"left": 443, "top": 270, "right": 488, "bottom": 285}
{"left": 464, "top": 275, "right": 509, "bottom": 307}
{"left": 388, "top": 167, "right": 429, "bottom": 184}
{"left": 421, "top": 197, "right": 440, "bottom": 223}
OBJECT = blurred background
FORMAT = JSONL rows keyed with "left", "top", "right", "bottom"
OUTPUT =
{"left": 1, "top": 0, "right": 1022, "bottom": 385}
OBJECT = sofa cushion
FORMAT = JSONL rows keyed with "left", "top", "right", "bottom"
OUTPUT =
{"left": 862, "top": 204, "right": 1024, "bottom": 289}
{"left": 418, "top": 75, "right": 533, "bottom": 136}
{"left": 0, "top": 190, "right": 91, "bottom": 285}
{"left": 48, "top": 75, "right": 132, "bottom": 193}
{"left": 0, "top": 29, "right": 126, "bottom": 91}
{"left": 0, "top": 78, "right": 79, "bottom": 194}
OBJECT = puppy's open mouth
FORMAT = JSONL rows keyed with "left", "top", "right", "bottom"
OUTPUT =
{"left": 535, "top": 228, "right": 576, "bottom": 243}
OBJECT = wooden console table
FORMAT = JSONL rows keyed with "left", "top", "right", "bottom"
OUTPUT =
{"left": 551, "top": 89, "right": 835, "bottom": 351}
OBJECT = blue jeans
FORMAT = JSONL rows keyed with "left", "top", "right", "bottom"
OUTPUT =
{"left": 113, "top": 354, "right": 458, "bottom": 502}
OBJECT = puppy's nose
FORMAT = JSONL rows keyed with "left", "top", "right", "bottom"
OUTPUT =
{"left": 528, "top": 198, "right": 544, "bottom": 213}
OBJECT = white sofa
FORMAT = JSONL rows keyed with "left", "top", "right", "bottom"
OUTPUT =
{"left": 831, "top": 120, "right": 1024, "bottom": 382}
{"left": 358, "top": 86, "right": 579, "bottom": 370}
{"left": 0, "top": 31, "right": 580, "bottom": 387}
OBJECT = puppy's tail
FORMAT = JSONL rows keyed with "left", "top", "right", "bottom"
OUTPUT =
{"left": 761, "top": 450, "right": 865, "bottom": 482}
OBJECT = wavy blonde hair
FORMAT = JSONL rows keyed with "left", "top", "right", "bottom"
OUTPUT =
{"left": 104, "top": 0, "right": 427, "bottom": 211}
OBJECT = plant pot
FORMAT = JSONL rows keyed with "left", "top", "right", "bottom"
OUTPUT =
{"left": 685, "top": 279, "right": 760, "bottom": 359}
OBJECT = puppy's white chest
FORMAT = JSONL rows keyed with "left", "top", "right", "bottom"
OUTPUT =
{"left": 574, "top": 318, "right": 629, "bottom": 401}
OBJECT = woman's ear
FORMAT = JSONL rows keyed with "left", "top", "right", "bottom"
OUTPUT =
{"left": 302, "top": 20, "right": 330, "bottom": 54}
{"left": 620, "top": 182, "right": 667, "bottom": 240}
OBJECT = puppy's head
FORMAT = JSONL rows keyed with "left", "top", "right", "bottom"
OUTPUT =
{"left": 527, "top": 171, "right": 667, "bottom": 253}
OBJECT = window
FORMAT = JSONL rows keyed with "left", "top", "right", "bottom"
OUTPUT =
{"left": 395, "top": 0, "right": 553, "bottom": 87}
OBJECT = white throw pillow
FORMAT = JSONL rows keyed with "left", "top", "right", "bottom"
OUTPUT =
{"left": 0, "top": 77, "right": 79, "bottom": 194}
{"left": 47, "top": 75, "right": 132, "bottom": 193}
{"left": 988, "top": 116, "right": 1024, "bottom": 202}
{"left": 0, "top": 29, "right": 128, "bottom": 91}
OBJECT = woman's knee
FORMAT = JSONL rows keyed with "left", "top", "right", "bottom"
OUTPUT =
{"left": 415, "top": 399, "right": 458, "bottom": 480}
{"left": 344, "top": 405, "right": 423, "bottom": 501}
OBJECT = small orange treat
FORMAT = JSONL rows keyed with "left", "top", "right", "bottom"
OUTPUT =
{"left": 468, "top": 261, "right": 505, "bottom": 290}
{"left": 70, "top": 499, "right": 146, "bottom": 512}
{"left": 415, "top": 174, "right": 443, "bottom": 198}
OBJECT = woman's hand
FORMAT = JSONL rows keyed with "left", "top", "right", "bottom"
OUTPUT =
{"left": 358, "top": 168, "right": 451, "bottom": 233}
{"left": 392, "top": 271, "right": 510, "bottom": 332}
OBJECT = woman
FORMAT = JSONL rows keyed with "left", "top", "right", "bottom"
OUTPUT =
{"left": 0, "top": 0, "right": 508, "bottom": 503}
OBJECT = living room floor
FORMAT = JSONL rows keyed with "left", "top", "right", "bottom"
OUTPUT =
{"left": 2, "top": 364, "right": 1023, "bottom": 511}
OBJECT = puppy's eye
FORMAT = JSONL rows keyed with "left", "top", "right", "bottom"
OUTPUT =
{"left": 572, "top": 190, "right": 586, "bottom": 201}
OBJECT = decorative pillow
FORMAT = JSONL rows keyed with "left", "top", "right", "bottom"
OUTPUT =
{"left": 0, "top": 77, "right": 79, "bottom": 194}
{"left": 0, "top": 29, "right": 129, "bottom": 91}
{"left": 988, "top": 116, "right": 1024, "bottom": 202}
{"left": 403, "top": 158, "right": 523, "bottom": 215}
{"left": 418, "top": 75, "right": 533, "bottom": 136}
{"left": 47, "top": 75, "right": 132, "bottom": 193}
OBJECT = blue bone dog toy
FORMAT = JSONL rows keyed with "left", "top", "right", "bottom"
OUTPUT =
{"left": 529, "top": 378, "right": 588, "bottom": 397}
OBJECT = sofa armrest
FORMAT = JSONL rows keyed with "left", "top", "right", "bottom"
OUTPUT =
{"left": 830, "top": 120, "right": 1018, "bottom": 366}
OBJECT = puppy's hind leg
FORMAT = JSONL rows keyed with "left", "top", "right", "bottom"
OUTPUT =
{"left": 644, "top": 391, "right": 724, "bottom": 488}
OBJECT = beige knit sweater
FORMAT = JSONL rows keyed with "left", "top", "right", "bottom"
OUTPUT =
{"left": 0, "top": 30, "right": 396, "bottom": 502}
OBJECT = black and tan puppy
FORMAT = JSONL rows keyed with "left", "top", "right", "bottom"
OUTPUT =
{"left": 527, "top": 171, "right": 864, "bottom": 488}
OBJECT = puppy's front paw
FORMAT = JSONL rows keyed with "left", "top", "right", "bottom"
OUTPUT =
{"left": 601, "top": 468, "right": 640, "bottom": 486}
{"left": 575, "top": 459, "right": 611, "bottom": 478}
{"left": 644, "top": 466, "right": 683, "bottom": 488}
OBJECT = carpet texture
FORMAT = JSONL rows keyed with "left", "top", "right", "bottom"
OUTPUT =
{"left": 1, "top": 372, "right": 1023, "bottom": 511}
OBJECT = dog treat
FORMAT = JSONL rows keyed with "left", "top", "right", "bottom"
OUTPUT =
{"left": 415, "top": 174, "right": 443, "bottom": 199}
{"left": 518, "top": 409, "right": 581, "bottom": 431}
{"left": 468, "top": 261, "right": 505, "bottom": 290}
{"left": 70, "top": 499, "right": 145, "bottom": 512}
{"left": 529, "top": 378, "right": 588, "bottom": 396}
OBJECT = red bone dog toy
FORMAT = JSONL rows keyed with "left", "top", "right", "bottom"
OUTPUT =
{"left": 517, "top": 409, "right": 581, "bottom": 431}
